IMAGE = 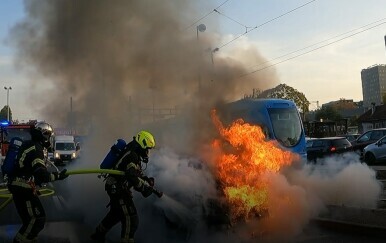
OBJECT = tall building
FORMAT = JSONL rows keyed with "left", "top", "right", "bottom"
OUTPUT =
{"left": 361, "top": 64, "right": 386, "bottom": 108}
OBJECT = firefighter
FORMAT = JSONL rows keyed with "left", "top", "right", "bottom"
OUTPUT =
{"left": 91, "top": 130, "right": 157, "bottom": 243}
{"left": 7, "top": 121, "right": 69, "bottom": 243}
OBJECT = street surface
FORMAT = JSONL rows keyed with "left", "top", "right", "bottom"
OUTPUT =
{"left": 1, "top": 165, "right": 386, "bottom": 242}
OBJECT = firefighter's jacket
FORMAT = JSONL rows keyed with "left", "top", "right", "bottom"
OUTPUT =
{"left": 105, "top": 142, "right": 153, "bottom": 198}
{"left": 11, "top": 140, "right": 55, "bottom": 188}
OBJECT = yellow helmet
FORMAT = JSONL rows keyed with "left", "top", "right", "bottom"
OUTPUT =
{"left": 135, "top": 131, "right": 155, "bottom": 149}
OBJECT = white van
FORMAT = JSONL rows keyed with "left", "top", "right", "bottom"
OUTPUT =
{"left": 53, "top": 135, "right": 80, "bottom": 164}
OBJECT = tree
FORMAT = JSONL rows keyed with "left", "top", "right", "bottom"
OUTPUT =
{"left": 253, "top": 84, "right": 310, "bottom": 113}
{"left": 0, "top": 105, "right": 13, "bottom": 122}
{"left": 315, "top": 105, "right": 342, "bottom": 121}
{"left": 382, "top": 92, "right": 386, "bottom": 104}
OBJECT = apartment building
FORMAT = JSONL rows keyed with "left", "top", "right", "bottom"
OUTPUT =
{"left": 361, "top": 64, "right": 386, "bottom": 108}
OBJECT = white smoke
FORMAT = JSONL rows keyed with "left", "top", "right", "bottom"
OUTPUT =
{"left": 286, "top": 153, "right": 382, "bottom": 208}
{"left": 134, "top": 150, "right": 382, "bottom": 242}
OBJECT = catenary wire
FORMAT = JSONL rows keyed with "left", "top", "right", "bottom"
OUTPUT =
{"left": 239, "top": 20, "right": 386, "bottom": 78}
{"left": 215, "top": 0, "right": 318, "bottom": 50}
{"left": 213, "top": 9, "right": 253, "bottom": 31}
{"left": 246, "top": 17, "right": 386, "bottom": 70}
{"left": 183, "top": 0, "right": 231, "bottom": 31}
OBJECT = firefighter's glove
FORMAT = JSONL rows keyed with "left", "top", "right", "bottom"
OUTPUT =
{"left": 52, "top": 169, "right": 69, "bottom": 181}
{"left": 142, "top": 156, "right": 149, "bottom": 163}
{"left": 144, "top": 176, "right": 155, "bottom": 187}
{"left": 141, "top": 185, "right": 153, "bottom": 198}
{"left": 124, "top": 171, "right": 132, "bottom": 179}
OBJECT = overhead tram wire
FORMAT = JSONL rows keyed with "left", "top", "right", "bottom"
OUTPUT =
{"left": 214, "top": 0, "right": 318, "bottom": 50}
{"left": 214, "top": 9, "right": 254, "bottom": 33}
{"left": 239, "top": 20, "right": 386, "bottom": 78}
{"left": 183, "top": 0, "right": 231, "bottom": 31}
{"left": 246, "top": 17, "right": 386, "bottom": 70}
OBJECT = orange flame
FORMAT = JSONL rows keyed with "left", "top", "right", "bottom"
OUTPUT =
{"left": 211, "top": 109, "right": 298, "bottom": 220}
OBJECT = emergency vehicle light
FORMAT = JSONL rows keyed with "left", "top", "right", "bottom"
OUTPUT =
{"left": 0, "top": 120, "right": 9, "bottom": 126}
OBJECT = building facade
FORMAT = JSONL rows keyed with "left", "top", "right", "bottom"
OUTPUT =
{"left": 361, "top": 64, "right": 386, "bottom": 108}
{"left": 321, "top": 98, "right": 358, "bottom": 110}
{"left": 357, "top": 104, "right": 386, "bottom": 133}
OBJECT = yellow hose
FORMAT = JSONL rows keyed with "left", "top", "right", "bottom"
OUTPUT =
{"left": 65, "top": 169, "right": 124, "bottom": 176}
{"left": 0, "top": 168, "right": 124, "bottom": 211}
{"left": 38, "top": 188, "right": 56, "bottom": 197}
{"left": 0, "top": 188, "right": 11, "bottom": 200}
{"left": 0, "top": 196, "right": 12, "bottom": 211}
{"left": 0, "top": 187, "right": 55, "bottom": 211}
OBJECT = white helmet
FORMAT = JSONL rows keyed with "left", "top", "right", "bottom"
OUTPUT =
{"left": 32, "top": 122, "right": 53, "bottom": 148}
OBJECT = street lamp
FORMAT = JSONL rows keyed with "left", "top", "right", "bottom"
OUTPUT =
{"left": 196, "top": 24, "right": 206, "bottom": 41}
{"left": 4, "top": 86, "right": 12, "bottom": 121}
{"left": 211, "top": 47, "right": 219, "bottom": 65}
{"left": 196, "top": 24, "right": 206, "bottom": 93}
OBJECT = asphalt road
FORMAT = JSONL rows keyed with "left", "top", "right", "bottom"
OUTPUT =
{"left": 2, "top": 185, "right": 386, "bottom": 243}
{"left": 1, "top": 165, "right": 386, "bottom": 242}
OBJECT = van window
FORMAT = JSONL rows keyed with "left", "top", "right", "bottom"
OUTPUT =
{"left": 56, "top": 142, "right": 75, "bottom": 150}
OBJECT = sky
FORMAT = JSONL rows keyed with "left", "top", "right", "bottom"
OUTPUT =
{"left": 0, "top": 0, "right": 385, "bottom": 122}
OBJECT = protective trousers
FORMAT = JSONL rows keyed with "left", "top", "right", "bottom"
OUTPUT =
{"left": 96, "top": 197, "right": 138, "bottom": 243}
{"left": 8, "top": 185, "right": 46, "bottom": 243}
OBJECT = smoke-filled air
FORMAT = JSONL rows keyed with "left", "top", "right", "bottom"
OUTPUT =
{"left": 9, "top": 0, "right": 277, "bottom": 157}
{"left": 7, "top": 0, "right": 382, "bottom": 242}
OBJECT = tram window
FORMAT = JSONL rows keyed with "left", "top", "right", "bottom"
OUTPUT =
{"left": 278, "top": 113, "right": 290, "bottom": 120}
{"left": 268, "top": 108, "right": 302, "bottom": 147}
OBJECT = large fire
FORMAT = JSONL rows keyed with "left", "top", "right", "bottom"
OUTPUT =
{"left": 211, "top": 109, "right": 299, "bottom": 221}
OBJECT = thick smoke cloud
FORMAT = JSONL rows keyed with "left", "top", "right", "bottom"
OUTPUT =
{"left": 9, "top": 0, "right": 278, "bottom": 157}
{"left": 8, "top": 0, "right": 278, "bottom": 241}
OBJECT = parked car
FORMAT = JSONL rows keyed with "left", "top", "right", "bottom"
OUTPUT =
{"left": 306, "top": 137, "right": 353, "bottom": 162}
{"left": 362, "top": 135, "right": 386, "bottom": 164}
{"left": 342, "top": 134, "right": 361, "bottom": 143}
{"left": 351, "top": 128, "right": 386, "bottom": 155}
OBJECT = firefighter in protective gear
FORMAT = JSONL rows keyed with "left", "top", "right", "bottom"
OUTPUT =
{"left": 91, "top": 130, "right": 157, "bottom": 243}
{"left": 7, "top": 122, "right": 69, "bottom": 243}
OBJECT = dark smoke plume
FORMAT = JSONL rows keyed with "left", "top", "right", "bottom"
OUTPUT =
{"left": 8, "top": 1, "right": 281, "bottom": 242}
{"left": 9, "top": 0, "right": 278, "bottom": 157}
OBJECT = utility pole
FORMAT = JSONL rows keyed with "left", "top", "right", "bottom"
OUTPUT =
{"left": 310, "top": 101, "right": 320, "bottom": 110}
{"left": 70, "top": 96, "right": 74, "bottom": 135}
{"left": 4, "top": 86, "right": 12, "bottom": 121}
{"left": 196, "top": 24, "right": 206, "bottom": 94}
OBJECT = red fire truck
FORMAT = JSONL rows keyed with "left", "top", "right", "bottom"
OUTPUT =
{"left": 0, "top": 123, "right": 34, "bottom": 161}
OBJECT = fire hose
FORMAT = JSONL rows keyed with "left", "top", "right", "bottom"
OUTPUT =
{"left": 0, "top": 188, "right": 55, "bottom": 211}
{"left": 65, "top": 169, "right": 164, "bottom": 198}
{"left": 0, "top": 169, "right": 163, "bottom": 211}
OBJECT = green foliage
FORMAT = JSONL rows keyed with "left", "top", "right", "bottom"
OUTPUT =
{"left": 252, "top": 84, "right": 310, "bottom": 113}
{"left": 0, "top": 105, "right": 12, "bottom": 122}
{"left": 382, "top": 92, "right": 386, "bottom": 104}
{"left": 315, "top": 105, "right": 342, "bottom": 121}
